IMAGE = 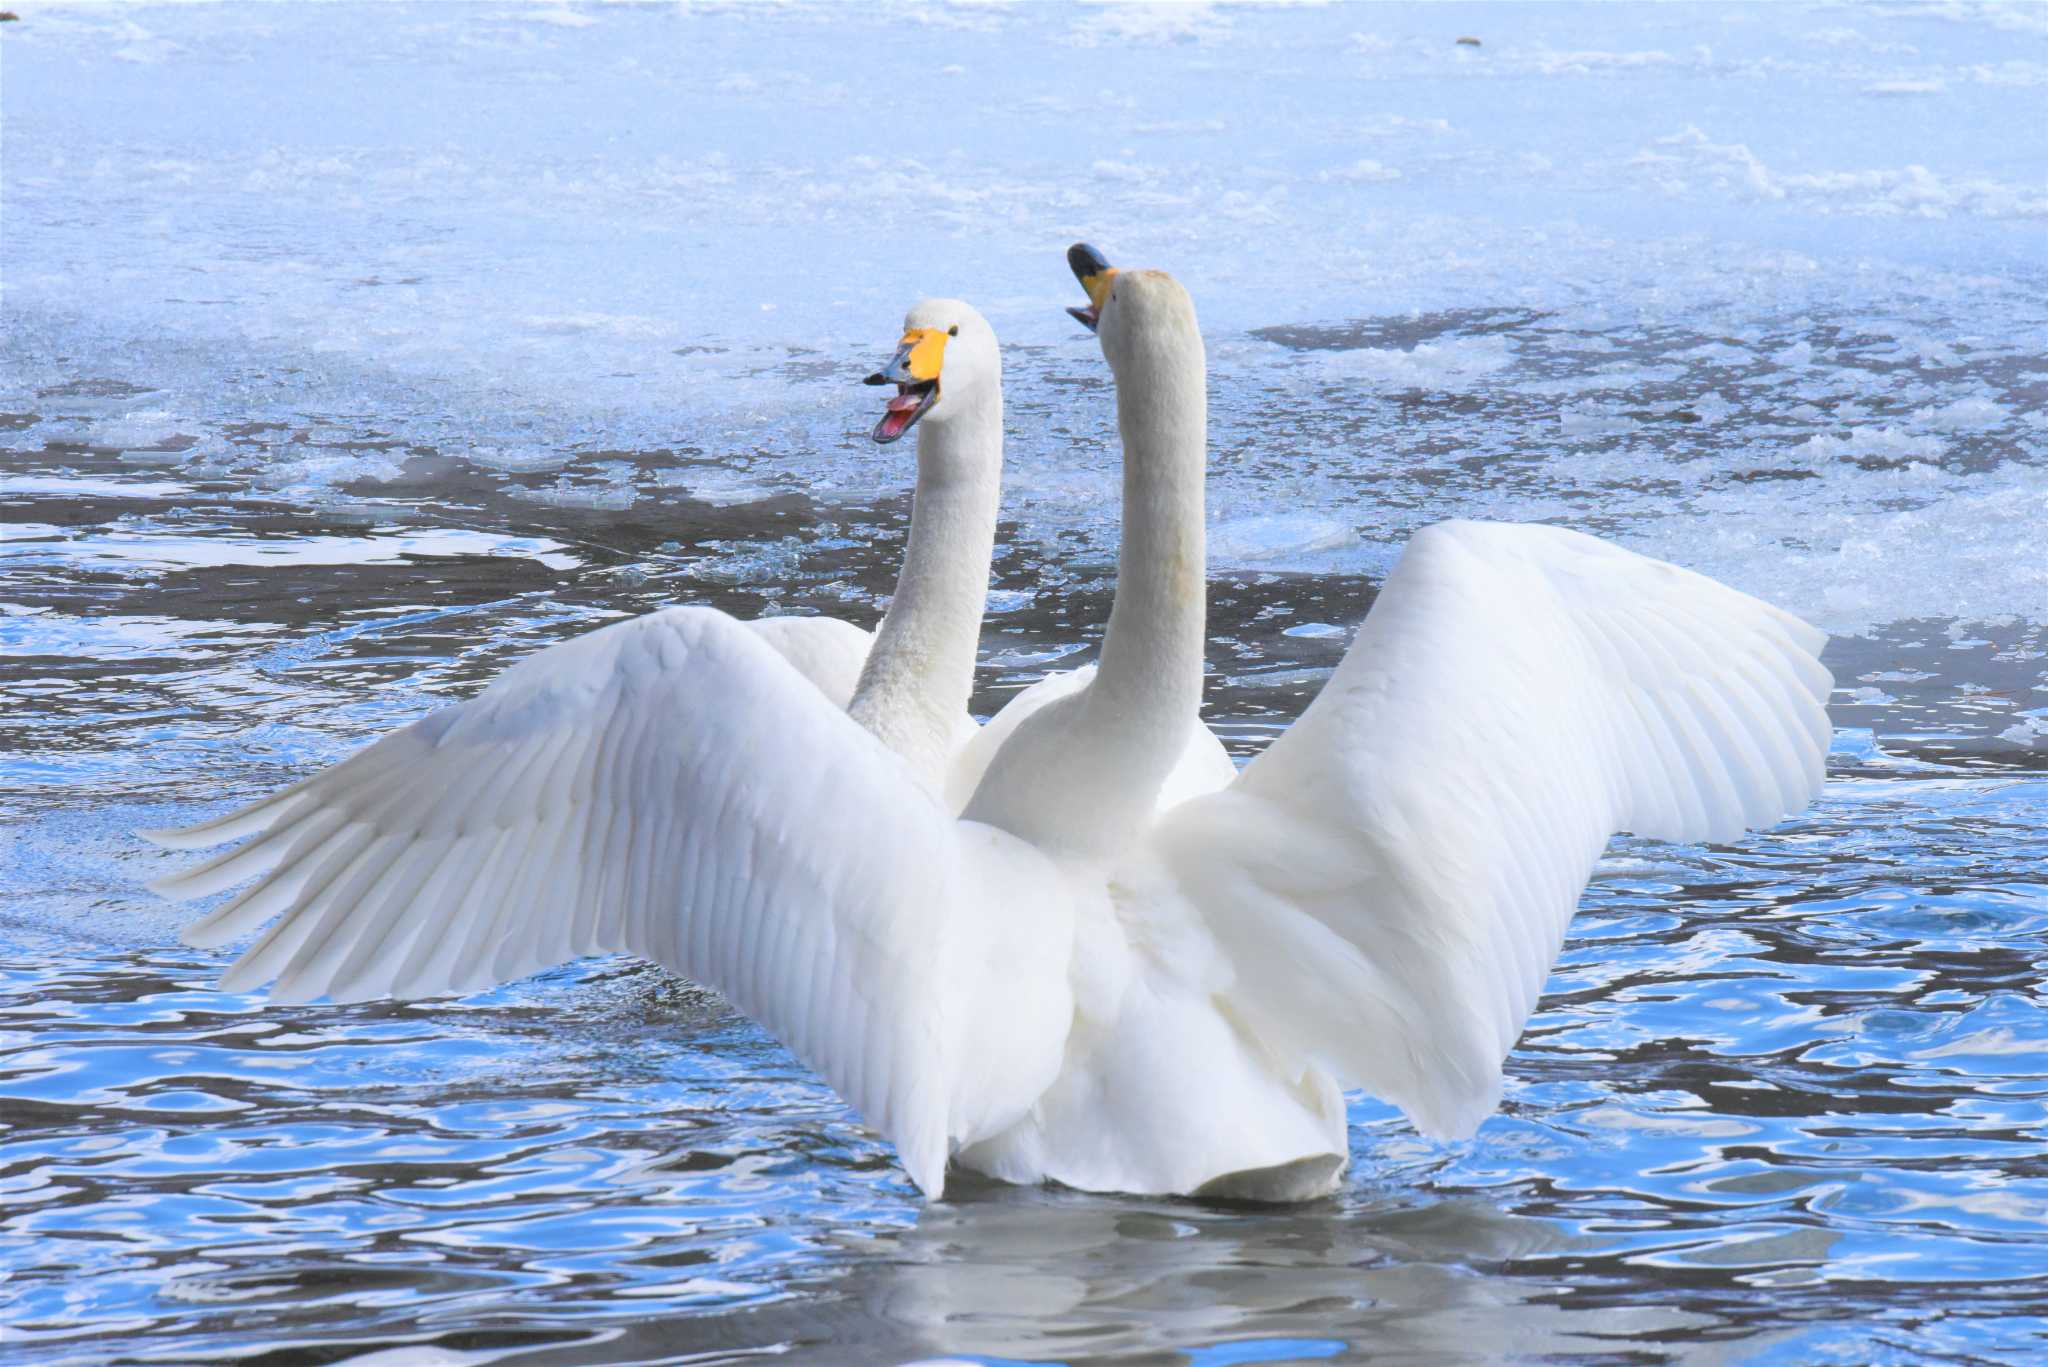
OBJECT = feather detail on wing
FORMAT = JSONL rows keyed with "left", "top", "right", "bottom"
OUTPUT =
{"left": 141, "top": 605, "right": 1048, "bottom": 1196}
{"left": 1145, "top": 522, "right": 1832, "bottom": 1141}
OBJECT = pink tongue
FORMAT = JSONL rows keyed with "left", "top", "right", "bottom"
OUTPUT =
{"left": 885, "top": 392, "right": 923, "bottom": 413}
{"left": 876, "top": 407, "right": 914, "bottom": 440}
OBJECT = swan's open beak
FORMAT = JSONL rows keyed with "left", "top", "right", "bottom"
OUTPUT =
{"left": 863, "top": 327, "right": 947, "bottom": 444}
{"left": 1066, "top": 242, "right": 1116, "bottom": 333}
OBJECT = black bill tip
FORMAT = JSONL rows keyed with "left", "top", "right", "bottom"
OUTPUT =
{"left": 1067, "top": 242, "right": 1112, "bottom": 285}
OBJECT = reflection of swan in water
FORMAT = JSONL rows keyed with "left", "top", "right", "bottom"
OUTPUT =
{"left": 871, "top": 1183, "right": 1582, "bottom": 1363}
{"left": 569, "top": 1175, "right": 1811, "bottom": 1364}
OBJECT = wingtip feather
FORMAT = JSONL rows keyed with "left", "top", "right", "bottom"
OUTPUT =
{"left": 138, "top": 790, "right": 308, "bottom": 851}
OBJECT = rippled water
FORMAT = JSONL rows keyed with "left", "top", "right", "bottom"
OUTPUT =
{"left": 6, "top": 455, "right": 2048, "bottom": 1363}
{"left": 8, "top": 1, "right": 2048, "bottom": 1363}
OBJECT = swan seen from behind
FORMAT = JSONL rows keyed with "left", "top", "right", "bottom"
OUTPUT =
{"left": 142, "top": 253, "right": 1832, "bottom": 1202}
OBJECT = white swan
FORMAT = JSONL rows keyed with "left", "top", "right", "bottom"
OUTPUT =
{"left": 730, "top": 298, "right": 996, "bottom": 803}
{"left": 142, "top": 253, "right": 1831, "bottom": 1203}
{"left": 773, "top": 295, "right": 1229, "bottom": 811}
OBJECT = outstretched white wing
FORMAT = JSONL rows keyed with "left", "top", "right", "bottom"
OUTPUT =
{"left": 1146, "top": 522, "right": 1832, "bottom": 1139}
{"left": 744, "top": 614, "right": 872, "bottom": 708}
{"left": 144, "top": 606, "right": 1066, "bottom": 1195}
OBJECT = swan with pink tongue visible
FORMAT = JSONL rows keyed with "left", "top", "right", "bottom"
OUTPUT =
{"left": 139, "top": 252, "right": 1831, "bottom": 1203}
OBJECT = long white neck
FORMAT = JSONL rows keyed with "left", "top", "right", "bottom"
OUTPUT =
{"left": 1079, "top": 319, "right": 1208, "bottom": 798}
{"left": 847, "top": 395, "right": 1001, "bottom": 791}
{"left": 954, "top": 302, "right": 1207, "bottom": 856}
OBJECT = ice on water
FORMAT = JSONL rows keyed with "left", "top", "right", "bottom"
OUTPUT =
{"left": 6, "top": 0, "right": 2044, "bottom": 635}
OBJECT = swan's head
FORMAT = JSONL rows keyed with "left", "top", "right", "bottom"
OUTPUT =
{"left": 863, "top": 299, "right": 1000, "bottom": 444}
{"left": 1064, "top": 243, "right": 1199, "bottom": 376}
{"left": 1065, "top": 243, "right": 1117, "bottom": 334}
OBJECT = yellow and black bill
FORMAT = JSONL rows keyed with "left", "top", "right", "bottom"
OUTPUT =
{"left": 1066, "top": 242, "right": 1116, "bottom": 333}
{"left": 863, "top": 327, "right": 949, "bottom": 444}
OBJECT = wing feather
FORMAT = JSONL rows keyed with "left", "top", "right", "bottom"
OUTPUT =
{"left": 1147, "top": 521, "right": 1832, "bottom": 1140}
{"left": 145, "top": 606, "right": 1070, "bottom": 1196}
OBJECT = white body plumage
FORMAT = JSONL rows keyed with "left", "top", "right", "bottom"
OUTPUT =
{"left": 145, "top": 274, "right": 1830, "bottom": 1202}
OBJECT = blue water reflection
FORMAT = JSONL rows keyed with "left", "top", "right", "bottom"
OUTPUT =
{"left": 6, "top": 711, "right": 2048, "bottom": 1362}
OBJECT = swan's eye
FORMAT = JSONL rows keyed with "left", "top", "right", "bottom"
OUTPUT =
{"left": 948, "top": 325, "right": 959, "bottom": 337}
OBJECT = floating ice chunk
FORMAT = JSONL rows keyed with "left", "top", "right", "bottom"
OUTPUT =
{"left": 509, "top": 478, "right": 638, "bottom": 511}
{"left": 1788, "top": 427, "right": 1945, "bottom": 469}
{"left": 112, "top": 21, "right": 181, "bottom": 65}
{"left": 1090, "top": 159, "right": 1157, "bottom": 184}
{"left": 517, "top": 6, "right": 598, "bottom": 28}
{"left": 1804, "top": 27, "right": 1919, "bottom": 55}
{"left": 1871, "top": 330, "right": 1961, "bottom": 368}
{"left": 1282, "top": 622, "right": 1348, "bottom": 640}
{"left": 77, "top": 414, "right": 194, "bottom": 452}
{"left": 1911, "top": 396, "right": 2006, "bottom": 431}
{"left": 1132, "top": 118, "right": 1226, "bottom": 135}
{"left": 1068, "top": 3, "right": 1231, "bottom": 48}
{"left": 1677, "top": 341, "right": 1753, "bottom": 365}
{"left": 1210, "top": 515, "right": 1356, "bottom": 566}
{"left": 1635, "top": 463, "right": 2048, "bottom": 636}
{"left": 1967, "top": 61, "right": 2048, "bottom": 88}
{"left": 662, "top": 466, "right": 785, "bottom": 508}
{"left": 1690, "top": 391, "right": 1735, "bottom": 423}
{"left": 985, "top": 641, "right": 1089, "bottom": 670}
{"left": 1520, "top": 361, "right": 1682, "bottom": 397}
{"left": 1945, "top": 3, "right": 2048, "bottom": 37}
{"left": 1558, "top": 406, "right": 1640, "bottom": 439}
{"left": 468, "top": 446, "right": 571, "bottom": 473}
{"left": 1643, "top": 125, "right": 2048, "bottom": 220}
{"left": 520, "top": 313, "right": 670, "bottom": 339}
{"left": 1529, "top": 48, "right": 1685, "bottom": 77}
{"left": 1321, "top": 159, "right": 1401, "bottom": 184}
{"left": 227, "top": 453, "right": 409, "bottom": 509}
{"left": 1314, "top": 334, "right": 1511, "bottom": 391}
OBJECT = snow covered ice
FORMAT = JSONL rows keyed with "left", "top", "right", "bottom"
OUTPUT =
{"left": 6, "top": 1, "right": 2045, "bottom": 642}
